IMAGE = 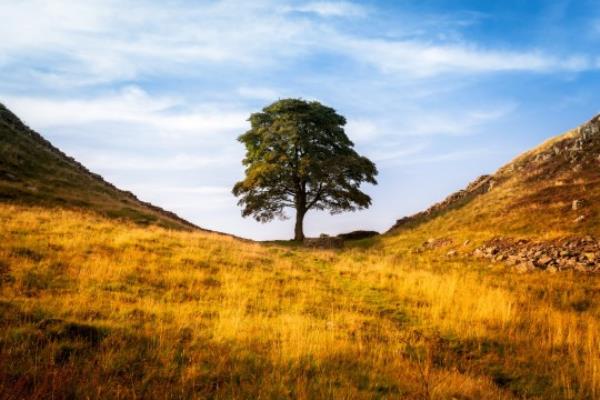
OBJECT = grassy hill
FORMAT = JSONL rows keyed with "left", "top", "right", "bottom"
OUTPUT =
{"left": 389, "top": 113, "right": 600, "bottom": 239}
{"left": 0, "top": 107, "right": 599, "bottom": 399}
{"left": 1, "top": 204, "right": 599, "bottom": 399}
{"left": 0, "top": 103, "right": 198, "bottom": 231}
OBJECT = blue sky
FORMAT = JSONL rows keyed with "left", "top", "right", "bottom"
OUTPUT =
{"left": 1, "top": 0, "right": 600, "bottom": 239}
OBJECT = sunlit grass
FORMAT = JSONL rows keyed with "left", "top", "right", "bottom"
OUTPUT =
{"left": 1, "top": 204, "right": 599, "bottom": 399}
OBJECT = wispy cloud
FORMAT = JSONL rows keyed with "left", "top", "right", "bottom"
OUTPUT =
{"left": 3, "top": 87, "right": 249, "bottom": 137}
{"left": 387, "top": 149, "right": 497, "bottom": 166}
{"left": 290, "top": 1, "right": 368, "bottom": 17}
{"left": 397, "top": 103, "right": 517, "bottom": 136}
{"left": 1, "top": 0, "right": 597, "bottom": 91}
{"left": 80, "top": 153, "right": 234, "bottom": 171}
{"left": 2, "top": 0, "right": 599, "bottom": 239}
{"left": 338, "top": 37, "right": 595, "bottom": 77}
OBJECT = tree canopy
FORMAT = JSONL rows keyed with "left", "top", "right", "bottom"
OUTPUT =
{"left": 232, "top": 98, "right": 378, "bottom": 240}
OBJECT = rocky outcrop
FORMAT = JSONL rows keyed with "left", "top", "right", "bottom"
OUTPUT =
{"left": 497, "top": 114, "right": 600, "bottom": 179}
{"left": 473, "top": 237, "right": 600, "bottom": 273}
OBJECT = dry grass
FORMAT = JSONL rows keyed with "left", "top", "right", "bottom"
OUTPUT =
{"left": 1, "top": 204, "right": 599, "bottom": 399}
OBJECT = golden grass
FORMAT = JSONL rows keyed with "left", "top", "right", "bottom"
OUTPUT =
{"left": 1, "top": 204, "right": 599, "bottom": 399}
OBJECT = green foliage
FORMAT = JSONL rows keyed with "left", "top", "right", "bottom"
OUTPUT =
{"left": 233, "top": 99, "right": 377, "bottom": 239}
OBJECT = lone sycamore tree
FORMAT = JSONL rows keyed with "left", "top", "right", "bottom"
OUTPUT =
{"left": 232, "top": 98, "right": 378, "bottom": 241}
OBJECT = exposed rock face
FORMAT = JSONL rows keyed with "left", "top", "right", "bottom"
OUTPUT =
{"left": 473, "top": 237, "right": 600, "bottom": 273}
{"left": 497, "top": 114, "right": 600, "bottom": 179}
{"left": 390, "top": 175, "right": 495, "bottom": 231}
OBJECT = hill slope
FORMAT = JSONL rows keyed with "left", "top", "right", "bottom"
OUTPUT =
{"left": 2, "top": 203, "right": 599, "bottom": 399}
{"left": 0, "top": 103, "right": 198, "bottom": 230}
{"left": 0, "top": 109, "right": 599, "bottom": 398}
{"left": 390, "top": 113, "right": 600, "bottom": 238}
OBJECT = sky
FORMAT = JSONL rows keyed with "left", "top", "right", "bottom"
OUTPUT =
{"left": 1, "top": 0, "right": 600, "bottom": 240}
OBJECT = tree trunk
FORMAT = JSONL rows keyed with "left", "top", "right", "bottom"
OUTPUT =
{"left": 294, "top": 193, "right": 306, "bottom": 241}
{"left": 294, "top": 208, "right": 305, "bottom": 241}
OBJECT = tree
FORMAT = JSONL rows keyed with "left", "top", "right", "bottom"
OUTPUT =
{"left": 232, "top": 99, "right": 378, "bottom": 241}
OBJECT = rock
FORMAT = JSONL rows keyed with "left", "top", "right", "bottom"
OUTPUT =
{"left": 553, "top": 146, "right": 561, "bottom": 155}
{"left": 572, "top": 200, "right": 585, "bottom": 210}
{"left": 537, "top": 255, "right": 553, "bottom": 266}
{"left": 514, "top": 262, "right": 535, "bottom": 273}
{"left": 487, "top": 246, "right": 499, "bottom": 255}
{"left": 546, "top": 265, "right": 558, "bottom": 273}
{"left": 463, "top": 240, "right": 471, "bottom": 246}
{"left": 574, "top": 263, "right": 590, "bottom": 273}
{"left": 446, "top": 250, "right": 458, "bottom": 257}
{"left": 473, "top": 249, "right": 485, "bottom": 258}
{"left": 574, "top": 215, "right": 586, "bottom": 223}
{"left": 472, "top": 236, "right": 600, "bottom": 274}
{"left": 422, "top": 238, "right": 453, "bottom": 249}
{"left": 506, "top": 256, "right": 520, "bottom": 266}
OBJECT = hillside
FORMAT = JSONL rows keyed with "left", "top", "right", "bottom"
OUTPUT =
{"left": 1, "top": 204, "right": 599, "bottom": 399}
{"left": 0, "top": 103, "right": 198, "bottom": 231}
{"left": 1, "top": 109, "right": 599, "bottom": 399}
{"left": 390, "top": 113, "right": 600, "bottom": 237}
{"left": 386, "top": 114, "right": 600, "bottom": 273}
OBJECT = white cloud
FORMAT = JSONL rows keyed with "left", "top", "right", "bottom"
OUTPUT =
{"left": 395, "top": 103, "right": 517, "bottom": 136}
{"left": 338, "top": 37, "right": 596, "bottom": 77}
{"left": 291, "top": 1, "right": 367, "bottom": 17}
{"left": 0, "top": 0, "right": 597, "bottom": 90}
{"left": 1, "top": 0, "right": 598, "bottom": 239}
{"left": 2, "top": 87, "right": 249, "bottom": 137}
{"left": 345, "top": 119, "right": 379, "bottom": 142}
{"left": 0, "top": 0, "right": 315, "bottom": 86}
{"left": 389, "top": 149, "right": 495, "bottom": 166}
{"left": 368, "top": 143, "right": 430, "bottom": 163}
{"left": 80, "top": 153, "right": 233, "bottom": 171}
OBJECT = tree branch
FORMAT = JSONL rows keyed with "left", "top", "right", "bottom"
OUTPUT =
{"left": 306, "top": 183, "right": 324, "bottom": 210}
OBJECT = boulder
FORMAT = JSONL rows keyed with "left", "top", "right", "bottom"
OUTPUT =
{"left": 536, "top": 255, "right": 553, "bottom": 266}
{"left": 572, "top": 200, "right": 585, "bottom": 211}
